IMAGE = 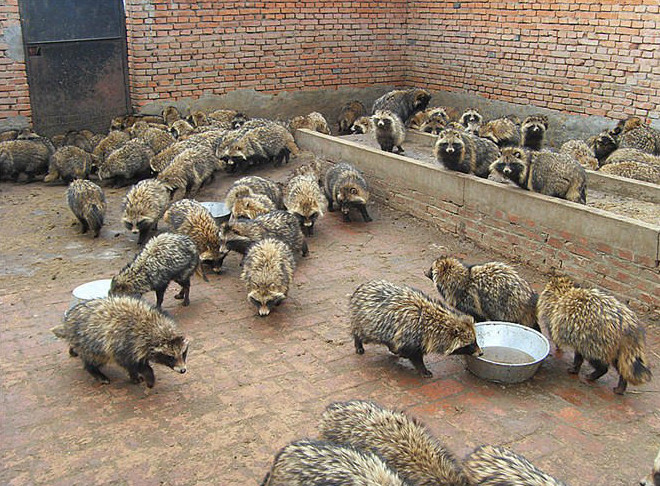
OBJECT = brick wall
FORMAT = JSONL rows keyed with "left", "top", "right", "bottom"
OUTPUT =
{"left": 124, "top": 0, "right": 407, "bottom": 108}
{"left": 0, "top": 0, "right": 31, "bottom": 122}
{"left": 406, "top": 0, "right": 660, "bottom": 121}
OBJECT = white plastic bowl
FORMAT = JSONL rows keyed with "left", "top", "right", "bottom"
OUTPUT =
{"left": 66, "top": 279, "right": 112, "bottom": 316}
{"left": 465, "top": 321, "right": 550, "bottom": 384}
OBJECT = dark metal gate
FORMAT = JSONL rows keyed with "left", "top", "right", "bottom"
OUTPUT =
{"left": 19, "top": 0, "right": 131, "bottom": 136}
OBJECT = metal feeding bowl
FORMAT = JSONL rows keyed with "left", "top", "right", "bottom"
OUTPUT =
{"left": 67, "top": 279, "right": 112, "bottom": 316}
{"left": 199, "top": 201, "right": 231, "bottom": 224}
{"left": 465, "top": 321, "right": 550, "bottom": 384}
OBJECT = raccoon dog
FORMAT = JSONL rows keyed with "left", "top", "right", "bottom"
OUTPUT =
{"left": 588, "top": 130, "right": 619, "bottom": 165}
{"left": 261, "top": 439, "right": 406, "bottom": 486}
{"left": 425, "top": 256, "right": 539, "bottom": 330}
{"left": 324, "top": 162, "right": 372, "bottom": 222}
{"left": 559, "top": 140, "right": 599, "bottom": 170}
{"left": 110, "top": 232, "right": 199, "bottom": 308}
{"left": 350, "top": 280, "right": 481, "bottom": 376}
{"left": 459, "top": 108, "right": 483, "bottom": 134}
{"left": 66, "top": 179, "right": 106, "bottom": 237}
{"left": 521, "top": 114, "right": 549, "bottom": 151}
{"left": 225, "top": 175, "right": 284, "bottom": 214}
{"left": 44, "top": 145, "right": 92, "bottom": 183}
{"left": 489, "top": 147, "right": 587, "bottom": 204}
{"left": 639, "top": 448, "right": 660, "bottom": 486}
{"left": 337, "top": 100, "right": 366, "bottom": 135}
{"left": 241, "top": 238, "right": 295, "bottom": 317}
{"left": 434, "top": 128, "right": 500, "bottom": 178}
{"left": 371, "top": 88, "right": 432, "bottom": 124}
{"left": 478, "top": 117, "right": 522, "bottom": 147}
{"left": 350, "top": 116, "right": 374, "bottom": 135}
{"left": 284, "top": 174, "right": 327, "bottom": 236}
{"left": 122, "top": 178, "right": 170, "bottom": 245}
{"left": 52, "top": 296, "right": 188, "bottom": 388}
{"left": 537, "top": 275, "right": 652, "bottom": 394}
{"left": 319, "top": 400, "right": 469, "bottom": 486}
{"left": 372, "top": 110, "right": 406, "bottom": 153}
{"left": 463, "top": 445, "right": 568, "bottom": 486}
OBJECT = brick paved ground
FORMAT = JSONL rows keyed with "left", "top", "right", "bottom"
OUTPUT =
{"left": 1, "top": 154, "right": 658, "bottom": 485}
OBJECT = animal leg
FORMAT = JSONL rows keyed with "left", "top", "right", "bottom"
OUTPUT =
{"left": 359, "top": 205, "right": 372, "bottom": 222}
{"left": 155, "top": 287, "right": 167, "bottom": 309}
{"left": 140, "top": 362, "right": 156, "bottom": 388}
{"left": 83, "top": 362, "right": 110, "bottom": 384}
{"left": 354, "top": 335, "right": 365, "bottom": 355}
{"left": 586, "top": 360, "right": 609, "bottom": 381}
{"left": 80, "top": 219, "right": 89, "bottom": 234}
{"left": 408, "top": 352, "right": 433, "bottom": 377}
{"left": 68, "top": 347, "right": 78, "bottom": 357}
{"left": 613, "top": 375, "right": 627, "bottom": 395}
{"left": 568, "top": 352, "right": 583, "bottom": 374}
{"left": 174, "top": 278, "right": 191, "bottom": 306}
{"left": 301, "top": 240, "right": 309, "bottom": 257}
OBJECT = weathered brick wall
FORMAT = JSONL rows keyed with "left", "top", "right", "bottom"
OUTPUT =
{"left": 0, "top": 0, "right": 31, "bottom": 123}
{"left": 124, "top": 0, "right": 407, "bottom": 108}
{"left": 406, "top": 0, "right": 660, "bottom": 121}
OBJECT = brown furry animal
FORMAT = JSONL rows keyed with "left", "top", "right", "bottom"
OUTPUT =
{"left": 434, "top": 128, "right": 500, "bottom": 178}
{"left": 0, "top": 139, "right": 53, "bottom": 181}
{"left": 149, "top": 139, "right": 198, "bottom": 173}
{"left": 489, "top": 147, "right": 587, "bottom": 204}
{"left": 162, "top": 105, "right": 181, "bottom": 127}
{"left": 537, "top": 275, "right": 652, "bottom": 394}
{"left": 186, "top": 110, "right": 209, "bottom": 128}
{"left": 639, "top": 448, "right": 660, "bottom": 486}
{"left": 337, "top": 100, "right": 365, "bottom": 135}
{"left": 110, "top": 114, "right": 164, "bottom": 131}
{"left": 66, "top": 179, "right": 106, "bottom": 237}
{"left": 128, "top": 120, "right": 175, "bottom": 154}
{"left": 261, "top": 439, "right": 406, "bottom": 486}
{"left": 420, "top": 117, "right": 447, "bottom": 135}
{"left": 169, "top": 119, "right": 195, "bottom": 140}
{"left": 122, "top": 178, "right": 170, "bottom": 245}
{"left": 521, "top": 114, "right": 548, "bottom": 151}
{"left": 350, "top": 116, "right": 374, "bottom": 135}
{"left": 599, "top": 161, "right": 660, "bottom": 184}
{"left": 225, "top": 175, "right": 284, "bottom": 215}
{"left": 350, "top": 280, "right": 481, "bottom": 376}
{"left": 288, "top": 152, "right": 323, "bottom": 184}
{"left": 163, "top": 199, "right": 223, "bottom": 272}
{"left": 97, "top": 139, "right": 154, "bottom": 186}
{"left": 221, "top": 121, "right": 299, "bottom": 172}
{"left": 284, "top": 174, "right": 327, "bottom": 236}
{"left": 588, "top": 130, "right": 619, "bottom": 165}
{"left": 459, "top": 108, "right": 483, "bottom": 134}
{"left": 371, "top": 88, "right": 432, "bottom": 124}
{"left": 603, "top": 147, "right": 660, "bottom": 167}
{"left": 478, "top": 117, "right": 522, "bottom": 147}
{"left": 372, "top": 110, "right": 406, "bottom": 153}
{"left": 615, "top": 117, "right": 660, "bottom": 155}
{"left": 52, "top": 296, "right": 188, "bottom": 388}
{"left": 44, "top": 145, "right": 91, "bottom": 183}
{"left": 463, "top": 445, "right": 568, "bottom": 486}
{"left": 110, "top": 232, "right": 199, "bottom": 308}
{"left": 324, "top": 162, "right": 372, "bottom": 222}
{"left": 425, "top": 256, "right": 539, "bottom": 330}
{"left": 288, "top": 112, "right": 331, "bottom": 135}
{"left": 92, "top": 130, "right": 130, "bottom": 165}
{"left": 157, "top": 145, "right": 220, "bottom": 199}
{"left": 241, "top": 238, "right": 295, "bottom": 317}
{"left": 227, "top": 187, "right": 278, "bottom": 220}
{"left": 559, "top": 139, "right": 599, "bottom": 170}
{"left": 319, "top": 400, "right": 469, "bottom": 486}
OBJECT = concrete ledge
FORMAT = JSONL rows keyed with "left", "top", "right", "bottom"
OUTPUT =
{"left": 295, "top": 129, "right": 659, "bottom": 262}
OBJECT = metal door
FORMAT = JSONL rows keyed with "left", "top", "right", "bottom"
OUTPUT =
{"left": 19, "top": 0, "right": 131, "bottom": 136}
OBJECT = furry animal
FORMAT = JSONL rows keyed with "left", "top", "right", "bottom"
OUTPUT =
{"left": 128, "top": 120, "right": 175, "bottom": 154}
{"left": 122, "top": 178, "right": 170, "bottom": 245}
{"left": 0, "top": 139, "right": 53, "bottom": 181}
{"left": 521, "top": 114, "right": 548, "bottom": 150}
{"left": 92, "top": 130, "right": 130, "bottom": 165}
{"left": 459, "top": 108, "right": 483, "bottom": 134}
{"left": 319, "top": 400, "right": 469, "bottom": 486}
{"left": 603, "top": 147, "right": 660, "bottom": 166}
{"left": 221, "top": 121, "right": 299, "bottom": 172}
{"left": 60, "top": 130, "right": 93, "bottom": 153}
{"left": 463, "top": 445, "right": 568, "bottom": 486}
{"left": 350, "top": 280, "right": 481, "bottom": 376}
{"left": 559, "top": 139, "right": 599, "bottom": 170}
{"left": 289, "top": 152, "right": 323, "bottom": 184}
{"left": 420, "top": 118, "right": 447, "bottom": 135}
{"left": 207, "top": 109, "right": 247, "bottom": 129}
{"left": 261, "top": 439, "right": 406, "bottom": 486}
{"left": 227, "top": 187, "right": 278, "bottom": 220}
{"left": 157, "top": 145, "right": 220, "bottom": 199}
{"left": 169, "top": 119, "right": 196, "bottom": 140}
{"left": 478, "top": 117, "right": 522, "bottom": 147}
{"left": 425, "top": 256, "right": 539, "bottom": 330}
{"left": 599, "top": 161, "right": 660, "bottom": 184}
{"left": 371, "top": 88, "right": 432, "bottom": 124}
{"left": 324, "top": 162, "right": 372, "bottom": 222}
{"left": 409, "top": 106, "right": 456, "bottom": 130}
{"left": 162, "top": 105, "right": 182, "bottom": 127}
{"left": 97, "top": 139, "right": 154, "bottom": 186}
{"left": 241, "top": 238, "right": 295, "bottom": 317}
{"left": 588, "top": 130, "right": 619, "bottom": 165}
{"left": 44, "top": 145, "right": 91, "bottom": 183}
{"left": 337, "top": 100, "right": 365, "bottom": 135}
{"left": 372, "top": 110, "right": 406, "bottom": 153}
{"left": 163, "top": 199, "right": 223, "bottom": 272}
{"left": 489, "top": 147, "right": 587, "bottom": 204}
{"left": 186, "top": 110, "right": 209, "bottom": 128}
{"left": 639, "top": 448, "right": 660, "bottom": 486}
{"left": 537, "top": 275, "right": 652, "bottom": 394}
{"left": 284, "top": 174, "right": 327, "bottom": 236}
{"left": 615, "top": 117, "right": 660, "bottom": 155}
{"left": 434, "top": 128, "right": 500, "bottom": 178}
{"left": 225, "top": 175, "right": 285, "bottom": 215}
{"left": 288, "top": 112, "right": 331, "bottom": 135}
{"left": 110, "top": 114, "right": 164, "bottom": 131}
{"left": 149, "top": 138, "right": 198, "bottom": 173}
{"left": 218, "top": 210, "right": 308, "bottom": 260}
{"left": 66, "top": 179, "right": 106, "bottom": 237}
{"left": 110, "top": 232, "right": 199, "bottom": 308}
{"left": 350, "top": 116, "right": 374, "bottom": 134}
{"left": 52, "top": 296, "right": 188, "bottom": 388}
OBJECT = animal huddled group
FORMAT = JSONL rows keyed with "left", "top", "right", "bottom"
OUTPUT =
{"left": 336, "top": 87, "right": 660, "bottom": 198}
{"left": 262, "top": 399, "right": 571, "bottom": 485}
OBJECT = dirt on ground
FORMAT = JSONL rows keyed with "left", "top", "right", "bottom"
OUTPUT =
{"left": 1, "top": 152, "right": 658, "bottom": 485}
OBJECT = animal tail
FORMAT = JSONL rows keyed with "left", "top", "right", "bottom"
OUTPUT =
{"left": 287, "top": 138, "right": 300, "bottom": 156}
{"left": 51, "top": 324, "right": 68, "bottom": 339}
{"left": 88, "top": 205, "right": 104, "bottom": 237}
{"left": 259, "top": 472, "right": 271, "bottom": 486}
{"left": 618, "top": 332, "right": 653, "bottom": 385}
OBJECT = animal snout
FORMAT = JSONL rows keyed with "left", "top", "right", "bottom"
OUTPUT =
{"left": 131, "top": 228, "right": 139, "bottom": 234}
{"left": 445, "top": 147, "right": 454, "bottom": 153}
{"left": 174, "top": 366, "right": 186, "bottom": 374}
{"left": 258, "top": 306, "right": 271, "bottom": 317}
{"left": 503, "top": 167, "right": 511, "bottom": 175}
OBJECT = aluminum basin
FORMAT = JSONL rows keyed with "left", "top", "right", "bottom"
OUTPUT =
{"left": 465, "top": 321, "right": 550, "bottom": 384}
{"left": 199, "top": 201, "right": 231, "bottom": 223}
{"left": 66, "top": 279, "right": 112, "bottom": 316}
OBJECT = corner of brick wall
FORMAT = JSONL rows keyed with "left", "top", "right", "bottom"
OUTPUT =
{"left": 0, "top": 0, "right": 31, "bottom": 123}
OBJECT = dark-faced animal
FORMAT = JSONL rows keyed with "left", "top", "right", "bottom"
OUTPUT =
{"left": 371, "top": 88, "right": 432, "bottom": 124}
{"left": 639, "top": 448, "right": 660, "bottom": 486}
{"left": 122, "top": 178, "right": 170, "bottom": 245}
{"left": 371, "top": 110, "right": 406, "bottom": 153}
{"left": 434, "top": 128, "right": 500, "bottom": 178}
{"left": 284, "top": 174, "right": 327, "bottom": 236}
{"left": 489, "top": 147, "right": 587, "bottom": 204}
{"left": 97, "top": 139, "right": 154, "bottom": 186}
{"left": 324, "top": 162, "right": 372, "bottom": 222}
{"left": 52, "top": 296, "right": 188, "bottom": 388}
{"left": 350, "top": 116, "right": 374, "bottom": 135}
{"left": 350, "top": 280, "right": 481, "bottom": 376}
{"left": 337, "top": 100, "right": 366, "bottom": 135}
{"left": 521, "top": 114, "right": 549, "bottom": 150}
{"left": 425, "top": 256, "right": 539, "bottom": 330}
{"left": 537, "top": 275, "right": 652, "bottom": 394}
{"left": 66, "top": 179, "right": 106, "bottom": 237}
